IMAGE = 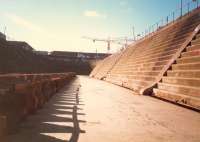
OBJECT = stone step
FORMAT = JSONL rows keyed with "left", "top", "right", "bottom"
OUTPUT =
{"left": 126, "top": 60, "right": 169, "bottom": 68}
{"left": 126, "top": 75, "right": 156, "bottom": 81}
{"left": 106, "top": 77, "right": 123, "bottom": 86}
{"left": 133, "top": 49, "right": 177, "bottom": 61}
{"left": 166, "top": 15, "right": 200, "bottom": 33}
{"left": 123, "top": 79, "right": 153, "bottom": 92}
{"left": 155, "top": 31, "right": 191, "bottom": 44}
{"left": 162, "top": 77, "right": 200, "bottom": 87}
{"left": 152, "top": 38, "right": 185, "bottom": 50}
{"left": 124, "top": 79, "right": 152, "bottom": 88}
{"left": 153, "top": 37, "right": 186, "bottom": 49}
{"left": 134, "top": 41, "right": 180, "bottom": 56}
{"left": 158, "top": 21, "right": 197, "bottom": 39}
{"left": 132, "top": 71, "right": 160, "bottom": 76}
{"left": 195, "top": 33, "right": 200, "bottom": 39}
{"left": 130, "top": 54, "right": 173, "bottom": 64}
{"left": 134, "top": 47, "right": 179, "bottom": 60}
{"left": 143, "top": 48, "right": 178, "bottom": 58}
{"left": 167, "top": 70, "right": 200, "bottom": 78}
{"left": 146, "top": 41, "right": 182, "bottom": 53}
{"left": 142, "top": 65, "right": 164, "bottom": 71}
{"left": 153, "top": 89, "right": 200, "bottom": 110}
{"left": 191, "top": 37, "right": 200, "bottom": 45}
{"left": 172, "top": 62, "right": 200, "bottom": 70}
{"left": 123, "top": 82, "right": 145, "bottom": 92}
{"left": 143, "top": 60, "right": 169, "bottom": 66}
{"left": 117, "top": 66, "right": 163, "bottom": 73}
{"left": 155, "top": 24, "right": 191, "bottom": 41}
{"left": 110, "top": 71, "right": 160, "bottom": 76}
{"left": 158, "top": 83, "right": 200, "bottom": 98}
{"left": 176, "top": 56, "right": 200, "bottom": 64}
{"left": 186, "top": 44, "right": 200, "bottom": 51}
{"left": 181, "top": 49, "right": 200, "bottom": 57}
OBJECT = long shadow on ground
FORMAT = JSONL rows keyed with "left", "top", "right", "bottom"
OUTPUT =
{"left": 4, "top": 79, "right": 86, "bottom": 142}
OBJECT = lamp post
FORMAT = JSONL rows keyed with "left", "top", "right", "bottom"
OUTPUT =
{"left": 192, "top": 0, "right": 199, "bottom": 8}
{"left": 181, "top": 0, "right": 183, "bottom": 17}
{"left": 3, "top": 26, "right": 6, "bottom": 36}
{"left": 132, "top": 26, "right": 136, "bottom": 41}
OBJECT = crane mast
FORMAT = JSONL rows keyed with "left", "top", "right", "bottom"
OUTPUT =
{"left": 82, "top": 36, "right": 134, "bottom": 52}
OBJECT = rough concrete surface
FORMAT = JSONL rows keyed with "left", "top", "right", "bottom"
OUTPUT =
{"left": 3, "top": 76, "right": 200, "bottom": 142}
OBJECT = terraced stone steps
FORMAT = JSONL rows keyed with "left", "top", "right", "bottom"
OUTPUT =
{"left": 187, "top": 44, "right": 200, "bottom": 51}
{"left": 153, "top": 37, "right": 188, "bottom": 48}
{"left": 133, "top": 47, "right": 180, "bottom": 59}
{"left": 117, "top": 65, "right": 164, "bottom": 72}
{"left": 191, "top": 37, "right": 200, "bottom": 45}
{"left": 153, "top": 31, "right": 200, "bottom": 110}
{"left": 167, "top": 70, "right": 200, "bottom": 78}
{"left": 172, "top": 62, "right": 200, "bottom": 70}
{"left": 93, "top": 53, "right": 122, "bottom": 79}
{"left": 157, "top": 83, "right": 200, "bottom": 98}
{"left": 153, "top": 89, "right": 200, "bottom": 110}
{"left": 130, "top": 50, "right": 177, "bottom": 62}
{"left": 124, "top": 75, "right": 156, "bottom": 81}
{"left": 91, "top": 7, "right": 200, "bottom": 98}
{"left": 177, "top": 56, "right": 200, "bottom": 63}
{"left": 110, "top": 71, "right": 160, "bottom": 76}
{"left": 182, "top": 50, "right": 200, "bottom": 57}
{"left": 128, "top": 54, "right": 173, "bottom": 64}
{"left": 124, "top": 60, "right": 170, "bottom": 68}
{"left": 123, "top": 79, "right": 151, "bottom": 90}
{"left": 162, "top": 77, "right": 200, "bottom": 87}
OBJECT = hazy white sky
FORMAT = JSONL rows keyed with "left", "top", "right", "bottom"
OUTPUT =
{"left": 0, "top": 0, "right": 191, "bottom": 53}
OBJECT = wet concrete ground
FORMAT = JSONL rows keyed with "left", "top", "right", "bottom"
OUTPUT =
{"left": 4, "top": 76, "right": 200, "bottom": 142}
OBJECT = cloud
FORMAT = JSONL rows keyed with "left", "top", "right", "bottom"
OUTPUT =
{"left": 84, "top": 10, "right": 106, "bottom": 18}
{"left": 120, "top": 1, "right": 127, "bottom": 6}
{"left": 3, "top": 13, "right": 60, "bottom": 41}
{"left": 4, "top": 13, "right": 42, "bottom": 32}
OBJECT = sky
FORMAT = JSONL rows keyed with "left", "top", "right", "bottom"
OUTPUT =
{"left": 0, "top": 0, "right": 194, "bottom": 53}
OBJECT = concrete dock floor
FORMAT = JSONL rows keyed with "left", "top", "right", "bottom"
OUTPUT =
{"left": 4, "top": 76, "right": 200, "bottom": 142}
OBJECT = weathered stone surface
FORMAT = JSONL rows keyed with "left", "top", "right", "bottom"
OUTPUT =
{"left": 0, "top": 73, "right": 76, "bottom": 134}
{"left": 154, "top": 29, "right": 200, "bottom": 110}
{"left": 91, "top": 8, "right": 200, "bottom": 98}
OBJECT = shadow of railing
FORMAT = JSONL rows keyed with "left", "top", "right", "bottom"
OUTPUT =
{"left": 4, "top": 80, "right": 86, "bottom": 142}
{"left": 69, "top": 105, "right": 86, "bottom": 142}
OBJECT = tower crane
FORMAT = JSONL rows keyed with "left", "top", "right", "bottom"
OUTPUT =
{"left": 82, "top": 36, "right": 134, "bottom": 52}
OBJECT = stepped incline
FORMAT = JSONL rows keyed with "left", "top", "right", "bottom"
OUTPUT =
{"left": 153, "top": 30, "right": 200, "bottom": 110}
{"left": 90, "top": 52, "right": 122, "bottom": 79}
{"left": 90, "top": 8, "right": 200, "bottom": 110}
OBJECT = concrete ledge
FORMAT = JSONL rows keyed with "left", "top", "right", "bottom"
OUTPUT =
{"left": 0, "top": 72, "right": 76, "bottom": 134}
{"left": 153, "top": 89, "right": 200, "bottom": 111}
{"left": 0, "top": 116, "right": 7, "bottom": 139}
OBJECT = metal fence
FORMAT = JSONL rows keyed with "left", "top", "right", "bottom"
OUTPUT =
{"left": 136, "top": 0, "right": 200, "bottom": 40}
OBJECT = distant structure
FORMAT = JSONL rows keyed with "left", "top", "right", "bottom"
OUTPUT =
{"left": 48, "top": 51, "right": 111, "bottom": 62}
{"left": 0, "top": 31, "right": 110, "bottom": 74}
{"left": 7, "top": 41, "right": 34, "bottom": 51}
{"left": 33, "top": 51, "right": 49, "bottom": 56}
{"left": 0, "top": 32, "right": 33, "bottom": 51}
{"left": 83, "top": 36, "right": 134, "bottom": 52}
{"left": 0, "top": 32, "right": 6, "bottom": 41}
